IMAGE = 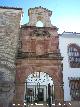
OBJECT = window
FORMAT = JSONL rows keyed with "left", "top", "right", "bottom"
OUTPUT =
{"left": 69, "top": 80, "right": 80, "bottom": 101}
{"left": 68, "top": 44, "right": 80, "bottom": 68}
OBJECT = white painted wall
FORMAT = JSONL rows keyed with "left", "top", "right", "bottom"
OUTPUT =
{"left": 59, "top": 32, "right": 80, "bottom": 101}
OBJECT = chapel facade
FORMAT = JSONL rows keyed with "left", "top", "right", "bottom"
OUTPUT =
{"left": 14, "top": 6, "right": 64, "bottom": 106}
{"left": 0, "top": 6, "right": 64, "bottom": 107}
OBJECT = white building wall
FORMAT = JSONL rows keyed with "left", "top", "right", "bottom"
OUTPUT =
{"left": 59, "top": 33, "right": 80, "bottom": 101}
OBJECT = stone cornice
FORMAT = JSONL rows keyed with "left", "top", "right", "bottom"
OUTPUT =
{"left": 16, "top": 51, "right": 63, "bottom": 60}
{"left": 21, "top": 25, "right": 58, "bottom": 31}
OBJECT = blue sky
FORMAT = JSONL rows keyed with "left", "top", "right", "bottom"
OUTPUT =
{"left": 0, "top": 0, "right": 80, "bottom": 33}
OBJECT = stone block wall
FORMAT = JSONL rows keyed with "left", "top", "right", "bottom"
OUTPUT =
{"left": 0, "top": 7, "right": 22, "bottom": 82}
{"left": 15, "top": 25, "right": 63, "bottom": 105}
{"left": 20, "top": 27, "right": 59, "bottom": 55}
{"left": 0, "top": 7, "right": 22, "bottom": 107}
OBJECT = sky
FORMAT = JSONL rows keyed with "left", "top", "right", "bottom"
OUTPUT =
{"left": 0, "top": 0, "right": 80, "bottom": 33}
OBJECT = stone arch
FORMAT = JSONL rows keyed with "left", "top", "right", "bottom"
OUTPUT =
{"left": 36, "top": 16, "right": 45, "bottom": 27}
{"left": 14, "top": 60, "right": 63, "bottom": 107}
{"left": 16, "top": 63, "right": 62, "bottom": 85}
{"left": 15, "top": 64, "right": 63, "bottom": 104}
{"left": 16, "top": 66, "right": 57, "bottom": 83}
{"left": 17, "top": 67, "right": 56, "bottom": 86}
{"left": 27, "top": 6, "right": 53, "bottom": 27}
{"left": 24, "top": 70, "right": 55, "bottom": 102}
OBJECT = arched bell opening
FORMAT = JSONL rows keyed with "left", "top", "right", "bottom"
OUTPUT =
{"left": 36, "top": 21, "right": 44, "bottom": 27}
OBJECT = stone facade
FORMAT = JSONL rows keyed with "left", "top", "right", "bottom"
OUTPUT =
{"left": 0, "top": 6, "right": 64, "bottom": 107}
{"left": 27, "top": 6, "right": 53, "bottom": 27}
{"left": 14, "top": 7, "right": 64, "bottom": 107}
{"left": 0, "top": 6, "right": 22, "bottom": 107}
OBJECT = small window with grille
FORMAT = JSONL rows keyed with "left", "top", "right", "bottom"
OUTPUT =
{"left": 69, "top": 80, "right": 80, "bottom": 101}
{"left": 68, "top": 44, "right": 80, "bottom": 68}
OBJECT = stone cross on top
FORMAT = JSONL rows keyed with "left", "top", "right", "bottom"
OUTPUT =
{"left": 27, "top": 6, "right": 53, "bottom": 27}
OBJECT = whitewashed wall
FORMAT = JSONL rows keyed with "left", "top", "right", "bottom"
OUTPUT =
{"left": 59, "top": 32, "right": 80, "bottom": 101}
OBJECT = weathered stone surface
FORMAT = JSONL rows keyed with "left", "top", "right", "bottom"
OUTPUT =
{"left": 14, "top": 7, "right": 63, "bottom": 106}
{"left": 0, "top": 7, "right": 22, "bottom": 107}
{"left": 0, "top": 8, "right": 22, "bottom": 82}
{"left": 20, "top": 27, "right": 59, "bottom": 54}
{"left": 27, "top": 6, "right": 53, "bottom": 27}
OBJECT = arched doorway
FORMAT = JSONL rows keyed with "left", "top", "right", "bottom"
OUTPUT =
{"left": 24, "top": 71, "right": 54, "bottom": 104}
{"left": 13, "top": 62, "right": 63, "bottom": 107}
